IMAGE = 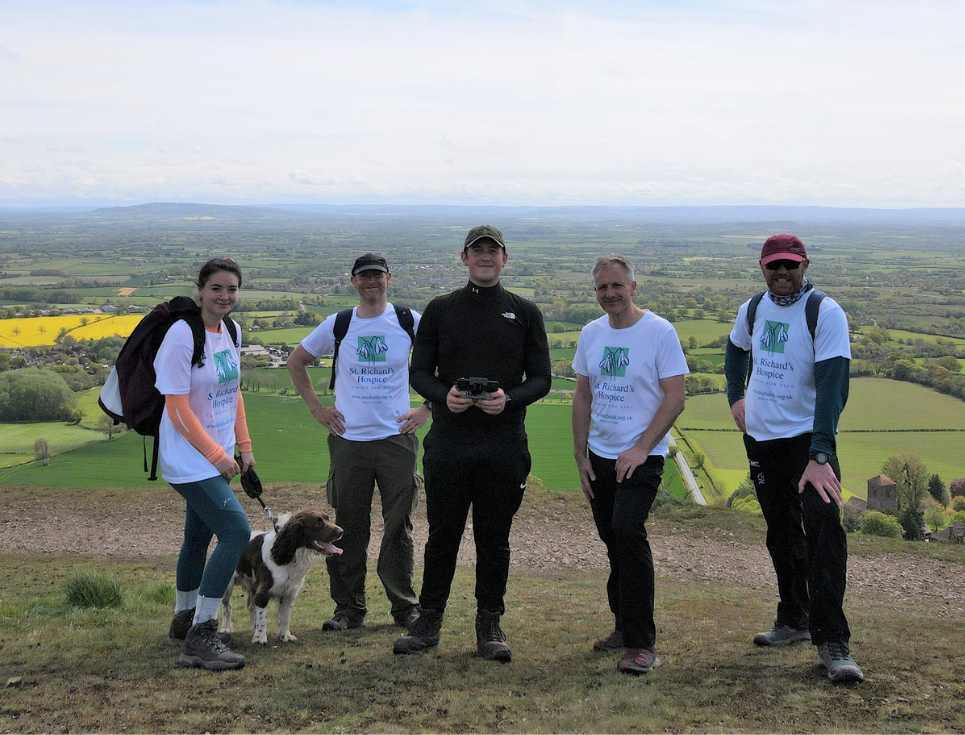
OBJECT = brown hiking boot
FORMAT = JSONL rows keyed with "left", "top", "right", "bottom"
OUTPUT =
{"left": 593, "top": 630, "right": 625, "bottom": 653}
{"left": 475, "top": 610, "right": 512, "bottom": 663}
{"left": 167, "top": 609, "right": 232, "bottom": 647}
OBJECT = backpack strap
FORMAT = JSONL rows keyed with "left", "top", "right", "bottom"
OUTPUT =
{"left": 393, "top": 304, "right": 415, "bottom": 343}
{"left": 805, "top": 290, "right": 826, "bottom": 341}
{"left": 329, "top": 308, "right": 355, "bottom": 390}
{"left": 744, "top": 289, "right": 826, "bottom": 389}
{"left": 328, "top": 305, "right": 415, "bottom": 390}
{"left": 745, "top": 291, "right": 766, "bottom": 336}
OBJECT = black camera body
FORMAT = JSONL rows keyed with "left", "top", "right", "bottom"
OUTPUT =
{"left": 456, "top": 376, "right": 500, "bottom": 398}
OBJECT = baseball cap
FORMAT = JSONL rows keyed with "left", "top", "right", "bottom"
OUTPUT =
{"left": 464, "top": 224, "right": 506, "bottom": 250}
{"left": 351, "top": 253, "right": 389, "bottom": 276}
{"left": 760, "top": 234, "right": 807, "bottom": 265}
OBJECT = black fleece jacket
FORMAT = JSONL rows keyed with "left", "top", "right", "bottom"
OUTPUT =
{"left": 410, "top": 280, "right": 551, "bottom": 441}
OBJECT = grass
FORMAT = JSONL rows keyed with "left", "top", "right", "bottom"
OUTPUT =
{"left": 0, "top": 395, "right": 594, "bottom": 492}
{"left": 1, "top": 500, "right": 962, "bottom": 733}
{"left": 63, "top": 571, "right": 124, "bottom": 609}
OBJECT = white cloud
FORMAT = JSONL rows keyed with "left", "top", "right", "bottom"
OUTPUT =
{"left": 0, "top": 0, "right": 964, "bottom": 206}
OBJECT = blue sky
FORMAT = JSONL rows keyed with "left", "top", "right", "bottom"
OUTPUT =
{"left": 2, "top": 0, "right": 963, "bottom": 208}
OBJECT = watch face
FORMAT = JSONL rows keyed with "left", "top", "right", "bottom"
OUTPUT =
{"left": 815, "top": 452, "right": 830, "bottom": 465}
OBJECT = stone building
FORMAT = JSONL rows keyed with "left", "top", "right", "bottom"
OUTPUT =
{"left": 867, "top": 474, "right": 897, "bottom": 511}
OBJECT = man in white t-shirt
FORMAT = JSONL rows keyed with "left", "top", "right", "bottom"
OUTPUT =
{"left": 571, "top": 255, "right": 687, "bottom": 675}
{"left": 725, "top": 234, "right": 863, "bottom": 683}
{"left": 288, "top": 253, "right": 429, "bottom": 632}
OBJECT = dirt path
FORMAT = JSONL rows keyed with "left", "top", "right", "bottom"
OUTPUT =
{"left": 1, "top": 485, "right": 962, "bottom": 620}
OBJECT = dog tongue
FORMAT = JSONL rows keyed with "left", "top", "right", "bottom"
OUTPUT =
{"left": 318, "top": 543, "right": 343, "bottom": 556}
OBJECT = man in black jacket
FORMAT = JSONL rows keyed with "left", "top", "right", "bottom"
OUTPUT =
{"left": 393, "top": 224, "right": 551, "bottom": 662}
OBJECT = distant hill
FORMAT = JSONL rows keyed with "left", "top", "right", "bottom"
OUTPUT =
{"left": 2, "top": 201, "right": 965, "bottom": 227}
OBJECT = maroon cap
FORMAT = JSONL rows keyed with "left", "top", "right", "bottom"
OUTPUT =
{"left": 760, "top": 234, "right": 807, "bottom": 265}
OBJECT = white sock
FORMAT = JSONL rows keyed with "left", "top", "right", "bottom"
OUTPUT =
{"left": 175, "top": 588, "right": 199, "bottom": 614}
{"left": 193, "top": 596, "right": 222, "bottom": 625}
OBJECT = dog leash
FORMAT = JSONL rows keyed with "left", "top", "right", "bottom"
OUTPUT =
{"left": 236, "top": 458, "right": 280, "bottom": 532}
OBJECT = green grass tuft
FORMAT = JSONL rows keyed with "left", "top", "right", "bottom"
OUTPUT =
{"left": 64, "top": 571, "right": 124, "bottom": 609}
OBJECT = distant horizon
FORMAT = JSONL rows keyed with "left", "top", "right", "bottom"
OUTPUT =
{"left": 5, "top": 200, "right": 965, "bottom": 213}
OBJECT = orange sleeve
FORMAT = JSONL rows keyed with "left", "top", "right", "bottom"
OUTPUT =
{"left": 165, "top": 394, "right": 229, "bottom": 466}
{"left": 234, "top": 391, "right": 253, "bottom": 453}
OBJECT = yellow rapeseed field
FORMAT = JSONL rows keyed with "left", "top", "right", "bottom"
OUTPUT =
{"left": 0, "top": 314, "right": 144, "bottom": 348}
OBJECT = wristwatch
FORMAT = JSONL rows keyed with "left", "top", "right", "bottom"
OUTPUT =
{"left": 811, "top": 452, "right": 831, "bottom": 465}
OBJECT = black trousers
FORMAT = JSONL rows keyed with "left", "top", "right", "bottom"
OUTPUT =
{"left": 588, "top": 451, "right": 664, "bottom": 649}
{"left": 744, "top": 432, "right": 851, "bottom": 645}
{"left": 418, "top": 429, "right": 531, "bottom": 615}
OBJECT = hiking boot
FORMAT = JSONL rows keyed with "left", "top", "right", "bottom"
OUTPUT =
{"left": 322, "top": 614, "right": 365, "bottom": 632}
{"left": 167, "top": 609, "right": 232, "bottom": 647}
{"left": 393, "top": 606, "right": 421, "bottom": 631}
{"left": 818, "top": 641, "right": 865, "bottom": 683}
{"left": 753, "top": 624, "right": 811, "bottom": 647}
{"left": 177, "top": 620, "right": 245, "bottom": 671}
{"left": 593, "top": 630, "right": 625, "bottom": 653}
{"left": 393, "top": 608, "right": 443, "bottom": 655}
{"left": 617, "top": 646, "right": 660, "bottom": 674}
{"left": 475, "top": 610, "right": 512, "bottom": 663}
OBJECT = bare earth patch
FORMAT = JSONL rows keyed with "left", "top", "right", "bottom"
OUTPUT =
{"left": 2, "top": 484, "right": 962, "bottom": 620}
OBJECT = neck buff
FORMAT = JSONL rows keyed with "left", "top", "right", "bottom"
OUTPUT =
{"left": 769, "top": 278, "right": 812, "bottom": 307}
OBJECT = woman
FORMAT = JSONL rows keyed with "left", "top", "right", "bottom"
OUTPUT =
{"left": 156, "top": 257, "right": 253, "bottom": 671}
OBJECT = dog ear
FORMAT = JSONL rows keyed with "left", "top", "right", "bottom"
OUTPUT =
{"left": 270, "top": 511, "right": 303, "bottom": 566}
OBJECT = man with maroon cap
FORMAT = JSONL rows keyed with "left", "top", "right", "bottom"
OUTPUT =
{"left": 724, "top": 234, "right": 863, "bottom": 683}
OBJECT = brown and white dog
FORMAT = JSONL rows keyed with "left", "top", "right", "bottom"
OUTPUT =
{"left": 219, "top": 508, "right": 343, "bottom": 645}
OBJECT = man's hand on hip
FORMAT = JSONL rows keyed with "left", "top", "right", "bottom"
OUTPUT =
{"left": 799, "top": 460, "right": 842, "bottom": 506}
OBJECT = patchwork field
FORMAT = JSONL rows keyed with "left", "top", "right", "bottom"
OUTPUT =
{"left": 678, "top": 377, "right": 965, "bottom": 499}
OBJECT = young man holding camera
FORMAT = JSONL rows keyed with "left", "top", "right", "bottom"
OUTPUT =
{"left": 394, "top": 225, "right": 551, "bottom": 662}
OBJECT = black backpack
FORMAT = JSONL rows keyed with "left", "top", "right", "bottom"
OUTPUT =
{"left": 746, "top": 289, "right": 826, "bottom": 340}
{"left": 98, "top": 295, "right": 239, "bottom": 480}
{"left": 744, "top": 289, "right": 826, "bottom": 387}
{"left": 328, "top": 304, "right": 415, "bottom": 390}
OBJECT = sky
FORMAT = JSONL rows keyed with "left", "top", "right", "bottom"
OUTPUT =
{"left": 2, "top": 0, "right": 964, "bottom": 209}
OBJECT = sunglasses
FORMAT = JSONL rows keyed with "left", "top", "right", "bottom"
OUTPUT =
{"left": 764, "top": 259, "right": 802, "bottom": 271}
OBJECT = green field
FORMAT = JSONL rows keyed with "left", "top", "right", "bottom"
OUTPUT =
{"left": 0, "top": 393, "right": 699, "bottom": 497}
{"left": 672, "top": 318, "right": 732, "bottom": 346}
{"left": 678, "top": 377, "right": 965, "bottom": 499}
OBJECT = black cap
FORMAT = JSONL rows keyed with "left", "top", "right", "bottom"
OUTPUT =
{"left": 351, "top": 253, "right": 389, "bottom": 276}
{"left": 463, "top": 224, "right": 506, "bottom": 250}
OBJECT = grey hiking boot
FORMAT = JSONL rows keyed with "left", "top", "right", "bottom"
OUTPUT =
{"left": 177, "top": 620, "right": 245, "bottom": 671}
{"left": 818, "top": 641, "right": 865, "bottom": 683}
{"left": 617, "top": 646, "right": 660, "bottom": 674}
{"left": 475, "top": 610, "right": 512, "bottom": 663}
{"left": 167, "top": 609, "right": 232, "bottom": 647}
{"left": 393, "top": 608, "right": 443, "bottom": 655}
{"left": 753, "top": 624, "right": 811, "bottom": 647}
{"left": 322, "top": 614, "right": 365, "bottom": 632}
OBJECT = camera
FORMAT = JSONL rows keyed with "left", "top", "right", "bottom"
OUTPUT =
{"left": 456, "top": 376, "right": 500, "bottom": 399}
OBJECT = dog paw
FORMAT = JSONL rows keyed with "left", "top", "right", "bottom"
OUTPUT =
{"left": 252, "top": 636, "right": 269, "bottom": 646}
{"left": 278, "top": 633, "right": 298, "bottom": 643}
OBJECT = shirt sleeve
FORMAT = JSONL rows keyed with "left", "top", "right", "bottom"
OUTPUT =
{"left": 165, "top": 393, "right": 229, "bottom": 465}
{"left": 507, "top": 301, "right": 552, "bottom": 407}
{"left": 300, "top": 315, "right": 338, "bottom": 358}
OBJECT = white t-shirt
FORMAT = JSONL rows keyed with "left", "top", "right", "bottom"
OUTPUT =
{"left": 729, "top": 293, "right": 851, "bottom": 441}
{"left": 572, "top": 311, "right": 689, "bottom": 459}
{"left": 300, "top": 303, "right": 420, "bottom": 442}
{"left": 154, "top": 319, "right": 242, "bottom": 484}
